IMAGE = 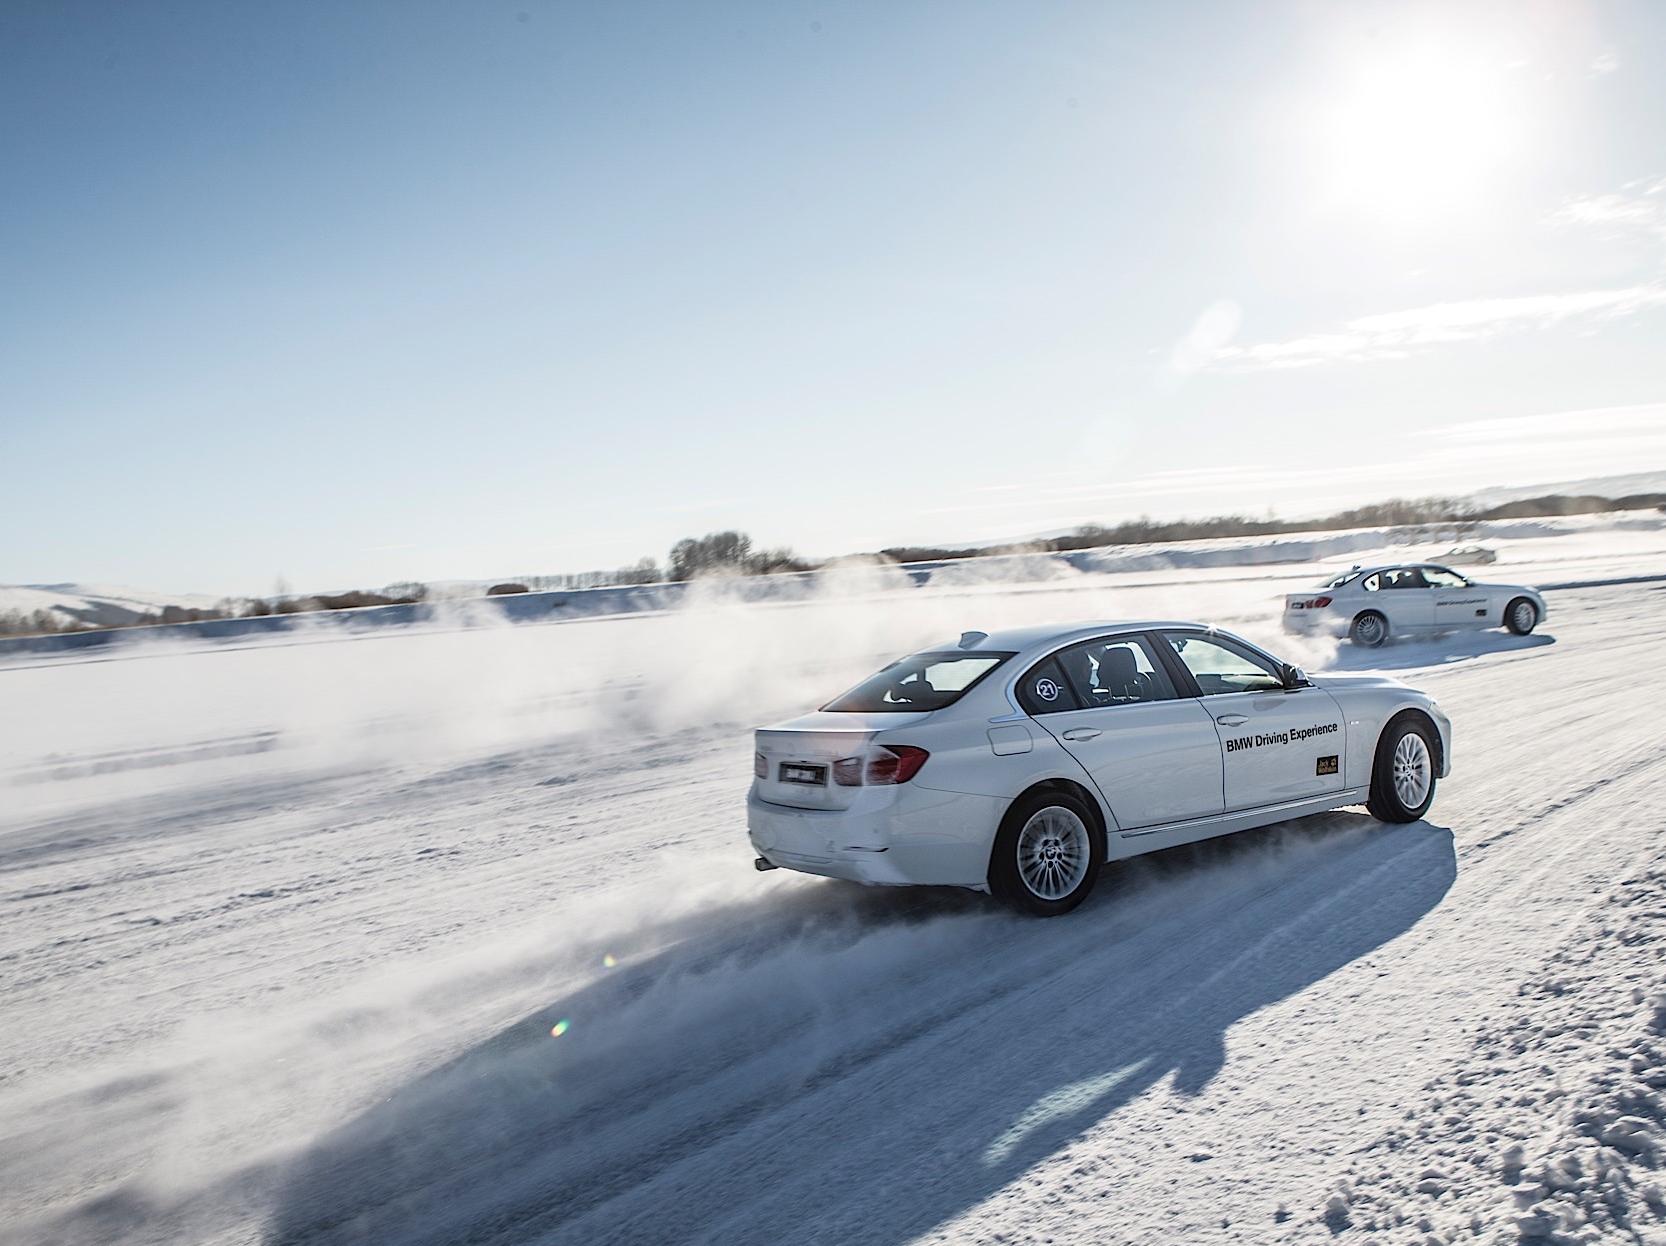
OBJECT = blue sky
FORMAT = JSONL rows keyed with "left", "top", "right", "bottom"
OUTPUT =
{"left": 3, "top": 0, "right": 1664, "bottom": 595}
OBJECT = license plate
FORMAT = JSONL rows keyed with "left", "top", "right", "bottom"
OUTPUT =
{"left": 779, "top": 762, "right": 827, "bottom": 786}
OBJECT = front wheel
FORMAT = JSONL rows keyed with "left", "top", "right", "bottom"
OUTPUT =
{"left": 1350, "top": 611, "right": 1389, "bottom": 648}
{"left": 1505, "top": 597, "right": 1539, "bottom": 635}
{"left": 1367, "top": 717, "right": 1437, "bottom": 822}
{"left": 989, "top": 789, "right": 1104, "bottom": 916}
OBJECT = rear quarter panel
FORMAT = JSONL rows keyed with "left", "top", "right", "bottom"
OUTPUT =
{"left": 887, "top": 713, "right": 1118, "bottom": 828}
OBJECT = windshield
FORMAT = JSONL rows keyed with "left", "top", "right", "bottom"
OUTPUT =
{"left": 1322, "top": 570, "right": 1363, "bottom": 588}
{"left": 823, "top": 651, "right": 1014, "bottom": 713}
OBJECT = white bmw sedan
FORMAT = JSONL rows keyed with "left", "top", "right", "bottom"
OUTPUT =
{"left": 747, "top": 622, "right": 1451, "bottom": 915}
{"left": 1283, "top": 563, "right": 1547, "bottom": 647}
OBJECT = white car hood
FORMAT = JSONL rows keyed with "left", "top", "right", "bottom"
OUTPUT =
{"left": 1309, "top": 672, "right": 1408, "bottom": 693}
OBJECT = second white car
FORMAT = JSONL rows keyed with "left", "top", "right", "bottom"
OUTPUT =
{"left": 1283, "top": 562, "right": 1546, "bottom": 647}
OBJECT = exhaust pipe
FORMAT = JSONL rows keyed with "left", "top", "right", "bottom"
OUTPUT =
{"left": 753, "top": 856, "right": 778, "bottom": 872}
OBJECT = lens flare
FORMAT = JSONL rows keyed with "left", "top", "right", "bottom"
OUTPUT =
{"left": 602, "top": 953, "right": 617, "bottom": 969}
{"left": 550, "top": 1019, "right": 571, "bottom": 1038}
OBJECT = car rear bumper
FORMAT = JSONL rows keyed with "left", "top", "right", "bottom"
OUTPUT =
{"left": 747, "top": 787, "right": 1000, "bottom": 889}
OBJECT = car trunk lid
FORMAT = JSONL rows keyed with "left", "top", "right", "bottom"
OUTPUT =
{"left": 754, "top": 710, "right": 930, "bottom": 810}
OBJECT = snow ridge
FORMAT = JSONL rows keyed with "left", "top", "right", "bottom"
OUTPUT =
{"left": 1302, "top": 861, "right": 1666, "bottom": 1244}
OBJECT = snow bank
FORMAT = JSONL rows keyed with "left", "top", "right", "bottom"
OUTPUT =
{"left": 1288, "top": 859, "right": 1666, "bottom": 1244}
{"left": 6, "top": 511, "right": 1661, "bottom": 659}
{"left": 0, "top": 582, "right": 223, "bottom": 630}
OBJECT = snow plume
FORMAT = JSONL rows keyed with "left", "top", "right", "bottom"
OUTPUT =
{"left": 0, "top": 556, "right": 1330, "bottom": 823}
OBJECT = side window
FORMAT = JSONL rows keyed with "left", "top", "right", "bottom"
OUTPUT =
{"left": 1017, "top": 657, "right": 1080, "bottom": 715}
{"left": 1423, "top": 567, "right": 1467, "bottom": 588}
{"left": 1054, "top": 636, "right": 1176, "bottom": 707}
{"left": 1163, "top": 633, "right": 1283, "bottom": 695}
{"left": 1362, "top": 573, "right": 1381, "bottom": 592}
{"left": 1383, "top": 567, "right": 1429, "bottom": 590}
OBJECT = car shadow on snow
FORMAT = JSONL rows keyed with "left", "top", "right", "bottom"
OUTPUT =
{"left": 1326, "top": 629, "right": 1554, "bottom": 672}
{"left": 262, "top": 815, "right": 1456, "bottom": 1245}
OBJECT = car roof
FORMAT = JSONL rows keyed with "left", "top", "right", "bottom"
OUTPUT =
{"left": 933, "top": 620, "right": 1210, "bottom": 655}
{"left": 1333, "top": 561, "right": 1455, "bottom": 577}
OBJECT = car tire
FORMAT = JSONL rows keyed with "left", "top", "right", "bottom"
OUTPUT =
{"left": 1350, "top": 611, "right": 1389, "bottom": 648}
{"left": 1504, "top": 597, "right": 1538, "bottom": 636}
{"left": 1366, "top": 716, "right": 1438, "bottom": 823}
{"left": 989, "top": 788, "right": 1105, "bottom": 917}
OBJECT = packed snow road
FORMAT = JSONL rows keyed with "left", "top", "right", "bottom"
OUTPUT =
{"left": 4, "top": 560, "right": 1666, "bottom": 1244}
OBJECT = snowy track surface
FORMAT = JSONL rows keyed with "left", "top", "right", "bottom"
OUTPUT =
{"left": 4, "top": 540, "right": 1666, "bottom": 1245}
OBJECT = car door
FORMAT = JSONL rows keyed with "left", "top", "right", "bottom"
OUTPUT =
{"left": 1378, "top": 566, "right": 1436, "bottom": 631}
{"left": 1018, "top": 634, "right": 1224, "bottom": 830}
{"left": 1158, "top": 631, "right": 1346, "bottom": 812}
{"left": 1424, "top": 565, "right": 1491, "bottom": 628}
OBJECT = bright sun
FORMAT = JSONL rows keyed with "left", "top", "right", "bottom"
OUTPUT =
{"left": 1316, "top": 40, "right": 1522, "bottom": 219}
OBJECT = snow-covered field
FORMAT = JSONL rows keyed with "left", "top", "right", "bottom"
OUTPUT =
{"left": 4, "top": 520, "right": 1666, "bottom": 1245}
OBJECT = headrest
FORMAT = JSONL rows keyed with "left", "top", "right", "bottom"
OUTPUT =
{"left": 1098, "top": 647, "right": 1138, "bottom": 685}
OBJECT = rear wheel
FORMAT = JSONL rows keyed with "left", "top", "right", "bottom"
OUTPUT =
{"left": 1505, "top": 597, "right": 1539, "bottom": 635}
{"left": 1350, "top": 611, "right": 1388, "bottom": 648}
{"left": 989, "top": 789, "right": 1104, "bottom": 916}
{"left": 1367, "top": 716, "right": 1437, "bottom": 822}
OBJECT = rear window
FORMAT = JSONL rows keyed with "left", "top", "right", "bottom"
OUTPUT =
{"left": 823, "top": 651, "right": 1014, "bottom": 713}
{"left": 1322, "top": 570, "right": 1363, "bottom": 588}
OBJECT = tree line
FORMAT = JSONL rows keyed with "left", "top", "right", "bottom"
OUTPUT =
{"left": 4, "top": 493, "right": 1662, "bottom": 639}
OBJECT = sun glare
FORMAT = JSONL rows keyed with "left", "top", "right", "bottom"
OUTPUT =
{"left": 1317, "top": 40, "right": 1523, "bottom": 219}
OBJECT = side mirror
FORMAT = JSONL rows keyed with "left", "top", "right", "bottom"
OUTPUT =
{"left": 1279, "top": 663, "right": 1310, "bottom": 690}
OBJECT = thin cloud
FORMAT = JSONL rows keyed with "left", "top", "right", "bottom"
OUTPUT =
{"left": 1167, "top": 299, "right": 1242, "bottom": 380}
{"left": 917, "top": 402, "right": 1666, "bottom": 534}
{"left": 1436, "top": 403, "right": 1666, "bottom": 447}
{"left": 1210, "top": 286, "right": 1666, "bottom": 371}
{"left": 1549, "top": 179, "right": 1666, "bottom": 247}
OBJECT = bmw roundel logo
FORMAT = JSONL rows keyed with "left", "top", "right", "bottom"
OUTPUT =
{"left": 1035, "top": 677, "right": 1059, "bottom": 701}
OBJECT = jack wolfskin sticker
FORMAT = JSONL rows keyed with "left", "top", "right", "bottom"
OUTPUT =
{"left": 1316, "top": 754, "right": 1339, "bottom": 776}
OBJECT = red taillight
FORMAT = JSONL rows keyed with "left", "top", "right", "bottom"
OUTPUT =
{"left": 1312, "top": 595, "right": 1332, "bottom": 608}
{"left": 832, "top": 746, "right": 930, "bottom": 786}
{"left": 867, "top": 746, "right": 929, "bottom": 785}
{"left": 753, "top": 751, "right": 767, "bottom": 779}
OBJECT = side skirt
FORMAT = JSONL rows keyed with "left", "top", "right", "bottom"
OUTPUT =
{"left": 1105, "top": 788, "right": 1371, "bottom": 862}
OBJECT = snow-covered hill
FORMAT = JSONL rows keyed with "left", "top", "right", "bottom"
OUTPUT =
{"left": 0, "top": 582, "right": 222, "bottom": 629}
{"left": 1468, "top": 470, "right": 1666, "bottom": 508}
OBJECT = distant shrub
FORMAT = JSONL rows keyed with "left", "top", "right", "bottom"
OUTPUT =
{"left": 158, "top": 605, "right": 226, "bottom": 625}
{"left": 486, "top": 583, "right": 531, "bottom": 596}
{"left": 0, "top": 608, "right": 101, "bottom": 638}
{"left": 668, "top": 531, "right": 812, "bottom": 580}
{"left": 613, "top": 558, "right": 662, "bottom": 586}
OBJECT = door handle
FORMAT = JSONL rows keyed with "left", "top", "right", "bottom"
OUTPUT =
{"left": 1215, "top": 714, "right": 1248, "bottom": 727}
{"left": 1061, "top": 728, "right": 1102, "bottom": 741}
